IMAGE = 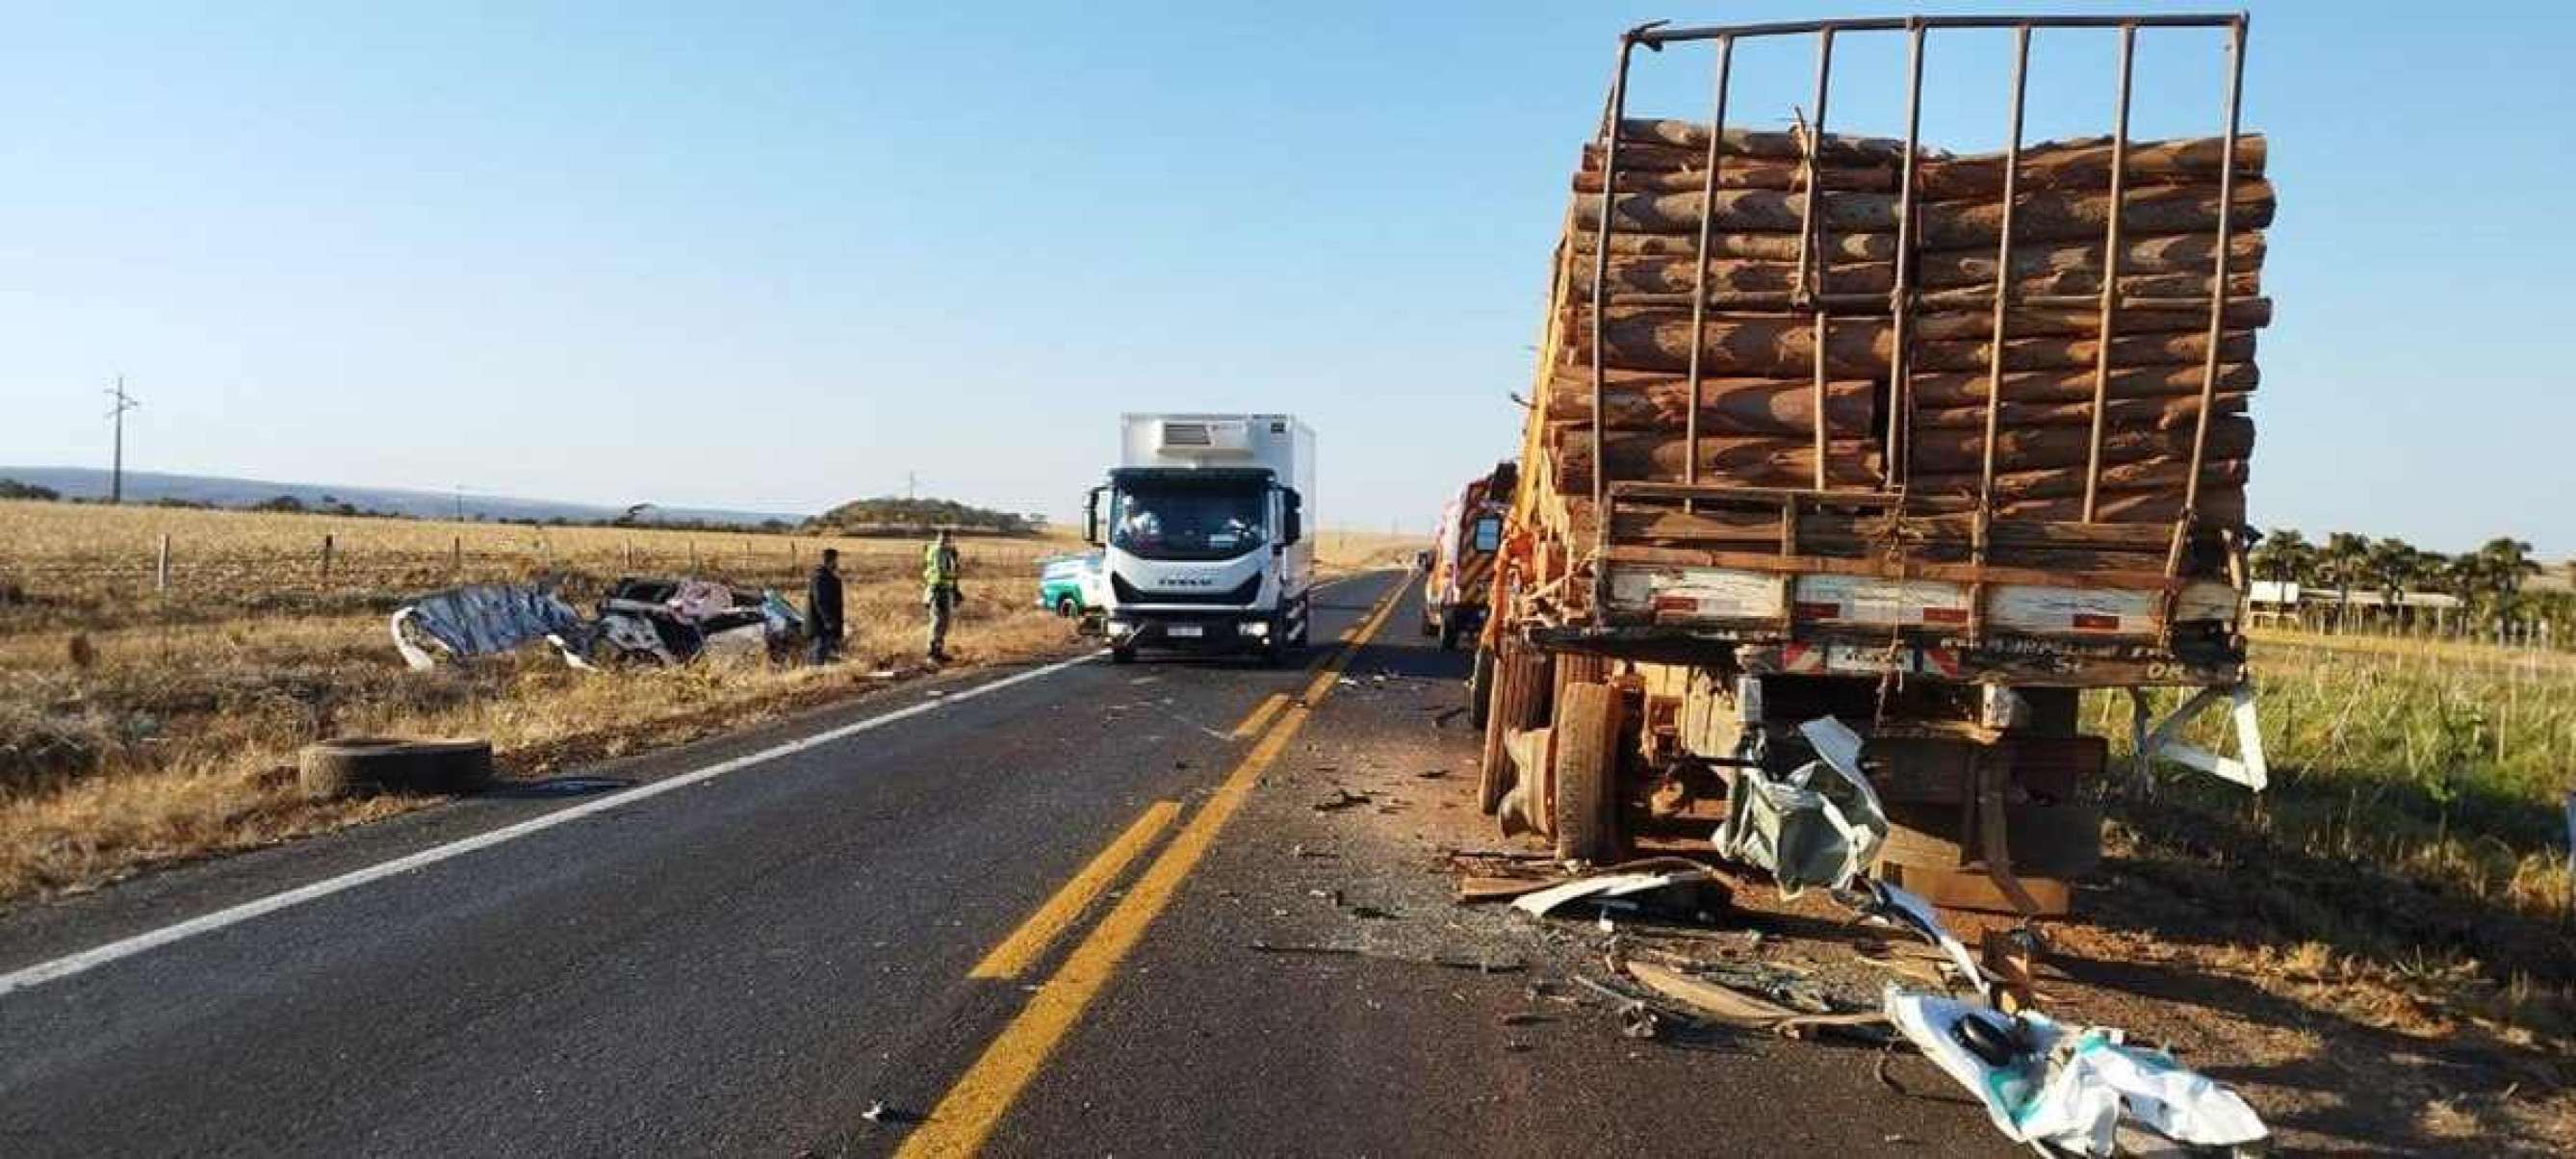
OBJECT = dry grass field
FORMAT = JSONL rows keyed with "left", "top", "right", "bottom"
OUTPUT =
{"left": 0, "top": 500, "right": 1415, "bottom": 906}
{"left": 2091, "top": 630, "right": 2576, "bottom": 1046}
{"left": 0, "top": 500, "right": 1093, "bottom": 904}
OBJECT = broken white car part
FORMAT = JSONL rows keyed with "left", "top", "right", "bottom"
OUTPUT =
{"left": 1842, "top": 878, "right": 1988, "bottom": 995}
{"left": 391, "top": 583, "right": 592, "bottom": 672}
{"left": 1712, "top": 716, "right": 1891, "bottom": 897}
{"left": 1884, "top": 985, "right": 2267, "bottom": 1157}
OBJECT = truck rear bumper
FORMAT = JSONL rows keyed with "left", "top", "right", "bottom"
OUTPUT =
{"left": 1522, "top": 561, "right": 2247, "bottom": 685}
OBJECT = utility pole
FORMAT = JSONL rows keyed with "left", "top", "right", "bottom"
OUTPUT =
{"left": 453, "top": 485, "right": 465, "bottom": 522}
{"left": 906, "top": 471, "right": 918, "bottom": 501}
{"left": 104, "top": 375, "right": 140, "bottom": 503}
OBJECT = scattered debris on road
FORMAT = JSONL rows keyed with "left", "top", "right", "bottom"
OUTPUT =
{"left": 1443, "top": 753, "right": 2273, "bottom": 1155}
{"left": 1312, "top": 787, "right": 1374, "bottom": 812}
{"left": 1623, "top": 960, "right": 1886, "bottom": 1043}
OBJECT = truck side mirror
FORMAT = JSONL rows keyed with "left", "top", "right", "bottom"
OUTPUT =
{"left": 1083, "top": 487, "right": 1105, "bottom": 546}
{"left": 1280, "top": 489, "right": 1303, "bottom": 546}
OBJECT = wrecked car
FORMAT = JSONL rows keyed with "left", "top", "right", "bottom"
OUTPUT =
{"left": 391, "top": 577, "right": 803, "bottom": 671}
{"left": 585, "top": 577, "right": 804, "bottom": 666}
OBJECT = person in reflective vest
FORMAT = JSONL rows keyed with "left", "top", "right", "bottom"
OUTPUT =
{"left": 922, "top": 530, "right": 962, "bottom": 661}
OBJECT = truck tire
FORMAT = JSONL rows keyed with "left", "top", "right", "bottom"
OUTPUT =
{"left": 1478, "top": 641, "right": 1549, "bottom": 815}
{"left": 300, "top": 736, "right": 493, "bottom": 799}
{"left": 1467, "top": 647, "right": 1495, "bottom": 731}
{"left": 1110, "top": 644, "right": 1136, "bottom": 665}
{"left": 1055, "top": 596, "right": 1080, "bottom": 619}
{"left": 1551, "top": 682, "right": 1624, "bottom": 863}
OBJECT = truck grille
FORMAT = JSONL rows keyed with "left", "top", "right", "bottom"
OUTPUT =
{"left": 1113, "top": 573, "right": 1261, "bottom": 605}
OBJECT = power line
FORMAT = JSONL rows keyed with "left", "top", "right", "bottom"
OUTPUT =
{"left": 104, "top": 374, "right": 140, "bottom": 504}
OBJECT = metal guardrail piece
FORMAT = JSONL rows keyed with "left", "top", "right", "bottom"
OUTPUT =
{"left": 2129, "top": 682, "right": 2268, "bottom": 790}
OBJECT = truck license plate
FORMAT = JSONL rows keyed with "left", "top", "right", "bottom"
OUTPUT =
{"left": 1168, "top": 625, "right": 1203, "bottom": 638}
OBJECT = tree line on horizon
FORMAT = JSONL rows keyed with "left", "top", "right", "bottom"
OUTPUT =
{"left": 2248, "top": 528, "right": 2570, "bottom": 639}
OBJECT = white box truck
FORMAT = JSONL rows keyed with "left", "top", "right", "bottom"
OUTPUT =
{"left": 1083, "top": 413, "right": 1314, "bottom": 664}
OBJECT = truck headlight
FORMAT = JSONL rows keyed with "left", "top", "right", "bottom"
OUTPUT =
{"left": 1240, "top": 621, "right": 1270, "bottom": 637}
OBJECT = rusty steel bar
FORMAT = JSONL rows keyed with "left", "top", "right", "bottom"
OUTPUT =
{"left": 1888, "top": 20, "right": 1926, "bottom": 490}
{"left": 1683, "top": 36, "right": 1738, "bottom": 500}
{"left": 2176, "top": 13, "right": 2251, "bottom": 573}
{"left": 2081, "top": 23, "right": 2138, "bottom": 523}
{"left": 1801, "top": 28, "right": 1838, "bottom": 491}
{"left": 1639, "top": 13, "right": 2239, "bottom": 44}
{"left": 1589, "top": 34, "right": 1642, "bottom": 539}
{"left": 1979, "top": 24, "right": 2033, "bottom": 510}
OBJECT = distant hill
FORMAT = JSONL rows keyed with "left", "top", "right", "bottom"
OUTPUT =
{"left": 0, "top": 466, "right": 799, "bottom": 528}
{"left": 808, "top": 496, "right": 1035, "bottom": 536}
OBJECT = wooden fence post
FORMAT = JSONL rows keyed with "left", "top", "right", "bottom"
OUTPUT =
{"left": 688, "top": 540, "right": 698, "bottom": 571}
{"left": 451, "top": 535, "right": 463, "bottom": 577}
{"left": 320, "top": 533, "right": 334, "bottom": 580}
{"left": 624, "top": 540, "right": 634, "bottom": 571}
{"left": 156, "top": 533, "right": 170, "bottom": 592}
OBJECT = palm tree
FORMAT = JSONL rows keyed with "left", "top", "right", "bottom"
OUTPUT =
{"left": 2366, "top": 537, "right": 2426, "bottom": 631}
{"left": 2249, "top": 528, "right": 2317, "bottom": 585}
{"left": 2318, "top": 532, "right": 2371, "bottom": 631}
{"left": 2474, "top": 537, "right": 2542, "bottom": 600}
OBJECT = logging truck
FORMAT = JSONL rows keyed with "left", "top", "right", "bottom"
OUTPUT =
{"left": 1475, "top": 13, "right": 2272, "bottom": 915}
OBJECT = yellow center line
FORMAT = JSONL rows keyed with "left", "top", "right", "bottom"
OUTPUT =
{"left": 966, "top": 800, "right": 1182, "bottom": 981}
{"left": 1226, "top": 692, "right": 1289, "bottom": 740}
{"left": 895, "top": 578, "right": 1405, "bottom": 1158}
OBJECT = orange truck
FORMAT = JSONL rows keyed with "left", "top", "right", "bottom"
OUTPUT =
{"left": 1420, "top": 462, "right": 1515, "bottom": 653}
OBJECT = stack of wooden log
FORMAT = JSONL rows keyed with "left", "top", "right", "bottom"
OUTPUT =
{"left": 1541, "top": 117, "right": 2272, "bottom": 528}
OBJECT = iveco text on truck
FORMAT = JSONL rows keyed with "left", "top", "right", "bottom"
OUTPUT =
{"left": 1084, "top": 414, "right": 1314, "bottom": 664}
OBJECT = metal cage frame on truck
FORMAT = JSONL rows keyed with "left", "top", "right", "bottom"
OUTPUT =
{"left": 1480, "top": 12, "right": 2272, "bottom": 914}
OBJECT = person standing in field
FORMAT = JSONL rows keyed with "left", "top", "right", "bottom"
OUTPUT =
{"left": 808, "top": 548, "right": 844, "bottom": 664}
{"left": 923, "top": 530, "right": 961, "bottom": 662}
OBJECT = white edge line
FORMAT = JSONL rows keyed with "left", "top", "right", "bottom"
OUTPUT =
{"left": 0, "top": 652, "right": 1100, "bottom": 998}
{"left": 0, "top": 569, "right": 1404, "bottom": 998}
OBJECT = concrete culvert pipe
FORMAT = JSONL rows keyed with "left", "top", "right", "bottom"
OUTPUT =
{"left": 299, "top": 737, "right": 495, "bottom": 798}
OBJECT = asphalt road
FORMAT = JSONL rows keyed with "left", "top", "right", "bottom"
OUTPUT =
{"left": 0, "top": 570, "right": 1999, "bottom": 1157}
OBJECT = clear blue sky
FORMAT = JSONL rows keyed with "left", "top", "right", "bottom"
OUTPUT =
{"left": 0, "top": 1, "right": 2566, "bottom": 554}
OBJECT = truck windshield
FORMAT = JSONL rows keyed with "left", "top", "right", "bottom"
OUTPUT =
{"left": 1111, "top": 481, "right": 1268, "bottom": 561}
